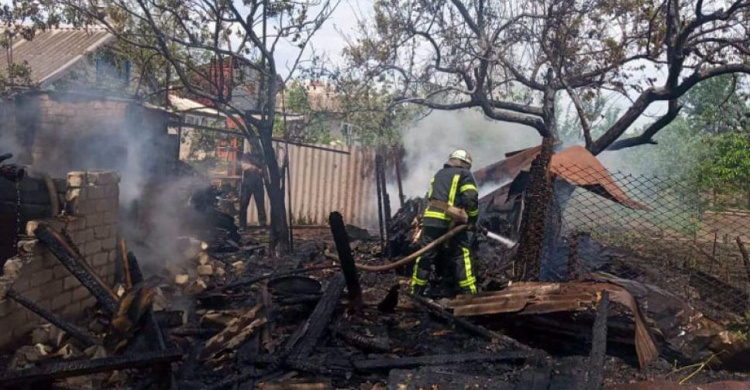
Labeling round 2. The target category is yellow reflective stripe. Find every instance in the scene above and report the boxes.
[411,256,428,294]
[460,183,478,193]
[424,210,451,220]
[460,247,477,294]
[448,174,460,205]
[467,209,479,217]
[459,277,476,287]
[428,177,434,198]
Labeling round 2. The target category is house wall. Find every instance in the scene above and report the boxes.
[46,50,133,96]
[30,93,130,177]
[0,171,120,350]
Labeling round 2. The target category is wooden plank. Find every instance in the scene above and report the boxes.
[0,350,184,386]
[586,291,609,390]
[353,351,533,371]
[328,212,362,311]
[290,273,346,359]
[408,294,532,351]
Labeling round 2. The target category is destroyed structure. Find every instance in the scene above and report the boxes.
[0,27,747,390]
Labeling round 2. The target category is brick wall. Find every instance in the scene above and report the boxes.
[0,171,120,350]
[30,94,130,177]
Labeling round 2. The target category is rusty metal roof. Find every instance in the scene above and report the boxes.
[0,27,114,87]
[475,144,647,210]
[448,281,659,368]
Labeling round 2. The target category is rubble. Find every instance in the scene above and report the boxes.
[1,202,747,389]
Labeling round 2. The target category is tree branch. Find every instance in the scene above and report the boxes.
[591,63,750,154]
[606,100,682,151]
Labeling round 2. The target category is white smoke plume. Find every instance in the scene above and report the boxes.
[394,109,541,200]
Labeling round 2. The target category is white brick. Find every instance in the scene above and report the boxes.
[67,172,88,187]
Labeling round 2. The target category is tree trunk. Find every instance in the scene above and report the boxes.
[259,130,290,254]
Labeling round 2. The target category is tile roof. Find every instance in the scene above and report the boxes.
[0,27,114,87]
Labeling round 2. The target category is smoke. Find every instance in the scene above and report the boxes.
[1,83,209,273]
[394,109,541,199]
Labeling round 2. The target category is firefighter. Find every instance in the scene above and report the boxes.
[239,153,267,229]
[411,149,479,296]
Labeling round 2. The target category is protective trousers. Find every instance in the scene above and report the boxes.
[239,175,266,228]
[410,225,477,296]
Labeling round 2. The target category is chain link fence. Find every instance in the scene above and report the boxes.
[546,164,750,319]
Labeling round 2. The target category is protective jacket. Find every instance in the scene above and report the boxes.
[423,164,479,227]
[411,163,479,296]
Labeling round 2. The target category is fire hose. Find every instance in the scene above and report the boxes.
[326,225,516,273]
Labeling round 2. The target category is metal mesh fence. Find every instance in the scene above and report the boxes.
[547,164,750,318]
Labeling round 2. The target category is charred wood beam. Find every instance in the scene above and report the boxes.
[328,212,363,311]
[170,326,218,338]
[408,294,532,351]
[394,151,405,208]
[290,273,346,359]
[353,351,533,371]
[5,289,100,347]
[207,274,346,390]
[34,225,119,314]
[127,251,144,285]
[586,291,609,390]
[218,266,338,292]
[378,154,393,258]
[333,328,390,353]
[375,155,386,249]
[0,349,184,387]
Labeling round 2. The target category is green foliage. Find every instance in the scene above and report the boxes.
[274,81,334,144]
[616,75,749,208]
[697,132,750,194]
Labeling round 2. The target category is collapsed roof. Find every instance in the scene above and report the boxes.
[474,145,648,210]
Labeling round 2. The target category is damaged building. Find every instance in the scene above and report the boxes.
[0,26,746,390]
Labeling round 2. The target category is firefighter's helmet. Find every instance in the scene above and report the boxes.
[449,149,473,167]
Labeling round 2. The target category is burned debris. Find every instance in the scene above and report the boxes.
[0,139,747,390]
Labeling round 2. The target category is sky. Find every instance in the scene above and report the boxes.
[267,0,372,77]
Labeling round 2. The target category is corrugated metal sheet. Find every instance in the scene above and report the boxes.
[476,144,647,210]
[245,142,379,229]
[0,27,114,86]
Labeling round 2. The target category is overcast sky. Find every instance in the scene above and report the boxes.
[271,0,372,77]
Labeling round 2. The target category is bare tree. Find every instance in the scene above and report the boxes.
[346,0,749,154]
[67,0,339,252]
